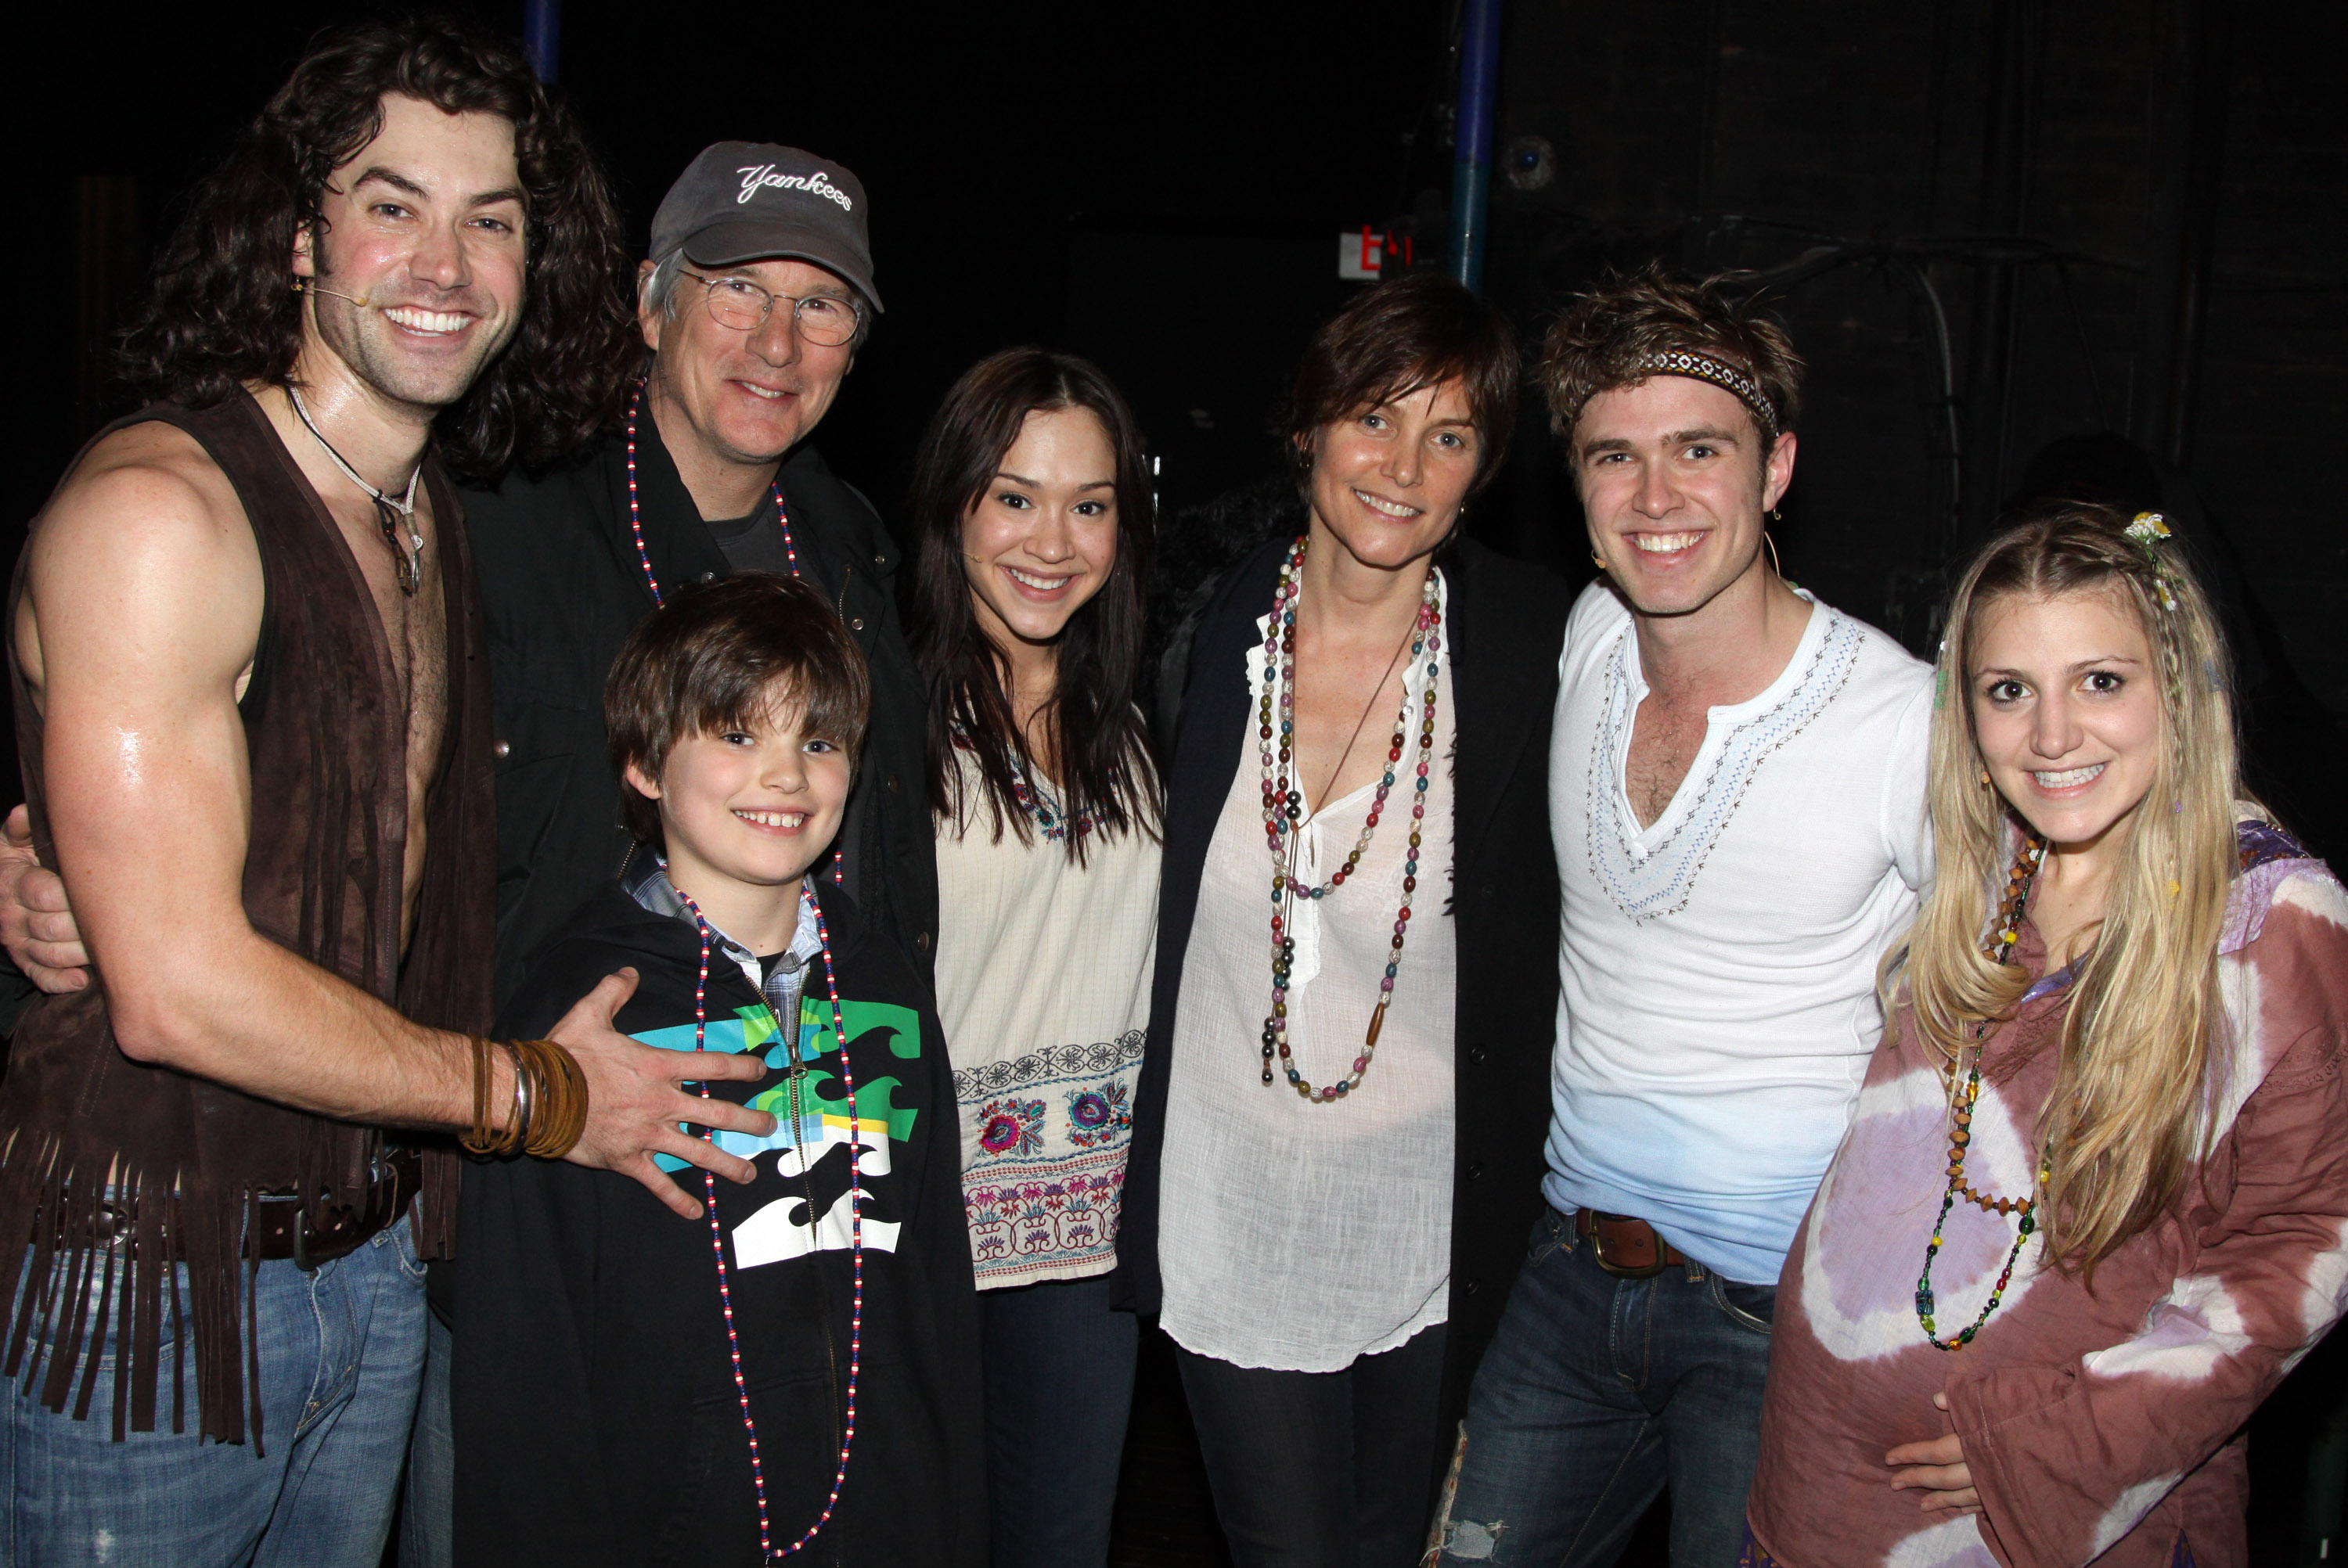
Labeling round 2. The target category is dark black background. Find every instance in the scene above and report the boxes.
[16,2,2348,1562]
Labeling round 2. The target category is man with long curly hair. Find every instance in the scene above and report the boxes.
[0,21,780,1564]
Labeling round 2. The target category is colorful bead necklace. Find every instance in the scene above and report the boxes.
[949,726,1104,843]
[668,870,862,1557]
[1255,535,1442,1102]
[1914,829,2049,1351]
[623,378,799,606]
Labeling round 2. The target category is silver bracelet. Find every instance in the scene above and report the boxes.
[506,1041,535,1150]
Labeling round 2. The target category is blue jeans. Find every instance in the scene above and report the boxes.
[0,1216,428,1568]
[981,1273,1139,1568]
[398,1308,452,1568]
[1176,1324,1448,1568]
[1431,1207,1774,1568]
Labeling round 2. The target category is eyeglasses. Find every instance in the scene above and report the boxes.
[679,270,861,347]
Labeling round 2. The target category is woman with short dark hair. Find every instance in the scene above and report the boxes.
[1122,273,1569,1566]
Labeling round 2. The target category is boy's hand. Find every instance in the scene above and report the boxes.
[548,967,776,1221]
[0,804,92,992]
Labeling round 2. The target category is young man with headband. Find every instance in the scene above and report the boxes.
[1429,269,1934,1566]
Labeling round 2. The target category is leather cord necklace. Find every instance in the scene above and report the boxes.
[285,384,423,595]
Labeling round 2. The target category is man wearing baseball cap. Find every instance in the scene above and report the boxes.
[456,142,934,1012]
[411,142,956,1566]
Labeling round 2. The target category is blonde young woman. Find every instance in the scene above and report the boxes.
[1743,503,2348,1568]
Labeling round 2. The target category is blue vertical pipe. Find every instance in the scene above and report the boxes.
[524,0,561,82]
[1449,0,1504,293]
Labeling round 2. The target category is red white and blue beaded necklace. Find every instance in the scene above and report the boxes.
[623,377,801,605]
[628,378,845,883]
[664,866,864,1558]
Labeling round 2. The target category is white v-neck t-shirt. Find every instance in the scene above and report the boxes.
[1159,571,1457,1372]
[1543,582,1932,1284]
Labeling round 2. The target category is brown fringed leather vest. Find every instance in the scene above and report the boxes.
[0,390,495,1444]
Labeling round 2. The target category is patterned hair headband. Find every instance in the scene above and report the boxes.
[2124,511,2179,611]
[1631,350,1780,441]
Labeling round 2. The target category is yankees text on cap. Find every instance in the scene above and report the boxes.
[650,142,881,311]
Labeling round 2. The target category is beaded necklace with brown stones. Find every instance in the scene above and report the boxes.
[1914,829,2051,1350]
[1255,535,1442,1103]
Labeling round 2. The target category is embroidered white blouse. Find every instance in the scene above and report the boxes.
[935,744,1158,1289]
[1158,571,1457,1372]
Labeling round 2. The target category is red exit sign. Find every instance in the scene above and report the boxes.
[1339,226,1413,281]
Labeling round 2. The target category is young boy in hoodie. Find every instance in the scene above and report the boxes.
[451,573,984,1567]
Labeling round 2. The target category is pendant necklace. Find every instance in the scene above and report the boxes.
[285,384,423,595]
[1256,534,1441,1102]
[624,377,798,606]
[667,869,862,1559]
[1914,829,2050,1350]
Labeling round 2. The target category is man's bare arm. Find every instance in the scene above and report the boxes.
[16,425,770,1218]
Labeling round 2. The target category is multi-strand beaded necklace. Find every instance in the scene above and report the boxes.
[1914,829,2050,1350]
[1256,536,1442,1102]
[667,869,864,1558]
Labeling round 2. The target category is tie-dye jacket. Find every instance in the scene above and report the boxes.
[1748,825,2348,1568]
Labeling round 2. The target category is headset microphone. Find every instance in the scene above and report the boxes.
[294,278,370,308]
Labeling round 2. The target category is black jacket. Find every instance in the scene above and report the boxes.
[460,428,937,1012]
[1122,534,1569,1489]
[451,877,984,1568]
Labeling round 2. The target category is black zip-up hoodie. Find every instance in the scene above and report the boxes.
[450,873,984,1568]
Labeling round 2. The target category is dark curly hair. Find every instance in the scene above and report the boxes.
[116,16,636,480]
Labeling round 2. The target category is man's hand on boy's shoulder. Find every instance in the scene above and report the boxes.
[542,967,778,1221]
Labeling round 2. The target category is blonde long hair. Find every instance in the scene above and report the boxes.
[1886,502,2246,1280]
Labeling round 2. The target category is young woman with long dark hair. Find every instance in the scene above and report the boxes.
[1122,274,1570,1567]
[904,348,1161,1567]
[1743,504,2348,1567]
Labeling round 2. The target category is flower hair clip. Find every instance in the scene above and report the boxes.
[2125,512,2179,610]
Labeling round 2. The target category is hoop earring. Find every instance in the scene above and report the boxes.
[1591,551,1608,573]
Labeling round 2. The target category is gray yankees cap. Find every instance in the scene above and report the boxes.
[649,142,881,311]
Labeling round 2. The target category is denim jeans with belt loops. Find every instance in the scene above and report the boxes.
[1430,1205,1774,1568]
[0,1214,428,1568]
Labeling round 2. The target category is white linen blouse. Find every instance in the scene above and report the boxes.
[1157,570,1457,1371]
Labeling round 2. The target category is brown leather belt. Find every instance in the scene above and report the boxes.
[85,1149,420,1271]
[1575,1207,1687,1278]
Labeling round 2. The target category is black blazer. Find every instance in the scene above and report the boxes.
[1122,532,1570,1488]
